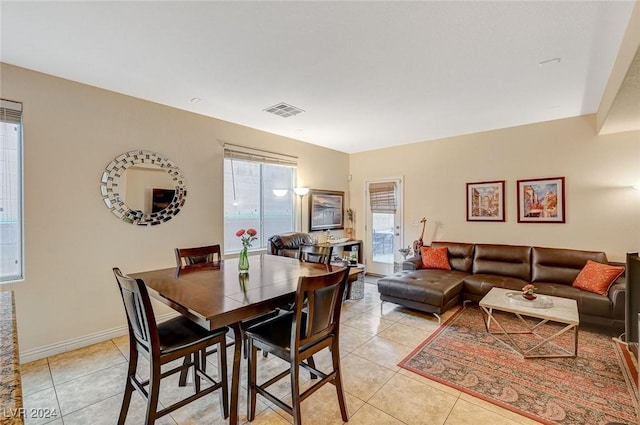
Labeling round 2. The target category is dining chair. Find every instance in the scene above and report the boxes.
[298,244,333,265]
[175,244,228,384]
[174,244,280,364]
[245,267,351,425]
[290,244,335,311]
[112,268,229,425]
[175,244,222,274]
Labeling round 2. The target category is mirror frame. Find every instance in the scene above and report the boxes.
[100,150,187,225]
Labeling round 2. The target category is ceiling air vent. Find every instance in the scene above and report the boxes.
[264,102,305,118]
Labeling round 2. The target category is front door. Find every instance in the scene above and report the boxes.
[365,178,403,276]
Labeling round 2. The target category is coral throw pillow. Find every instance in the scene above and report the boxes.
[572,260,624,296]
[421,247,451,270]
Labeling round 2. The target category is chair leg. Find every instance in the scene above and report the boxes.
[178,354,190,386]
[243,332,268,359]
[145,359,162,425]
[331,339,349,422]
[193,350,201,393]
[307,355,318,380]
[118,348,138,425]
[217,340,229,419]
[246,340,258,422]
[290,355,302,425]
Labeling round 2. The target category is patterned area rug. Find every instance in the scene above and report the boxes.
[399,306,639,425]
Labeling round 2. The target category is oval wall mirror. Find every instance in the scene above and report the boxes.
[100,150,187,225]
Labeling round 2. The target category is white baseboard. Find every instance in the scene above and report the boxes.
[19,311,179,364]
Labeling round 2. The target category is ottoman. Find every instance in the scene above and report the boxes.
[377,269,466,323]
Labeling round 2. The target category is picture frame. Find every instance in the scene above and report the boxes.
[308,189,344,231]
[466,180,505,221]
[517,177,565,223]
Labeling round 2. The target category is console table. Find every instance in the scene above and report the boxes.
[314,239,363,263]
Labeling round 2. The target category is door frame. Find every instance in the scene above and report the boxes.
[363,176,404,276]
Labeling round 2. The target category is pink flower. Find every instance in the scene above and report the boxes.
[246,228,257,237]
[235,229,245,237]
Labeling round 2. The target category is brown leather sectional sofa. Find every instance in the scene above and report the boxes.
[377,241,626,329]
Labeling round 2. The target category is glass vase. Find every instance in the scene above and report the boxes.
[238,247,249,273]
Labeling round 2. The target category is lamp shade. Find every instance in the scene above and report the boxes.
[293,187,310,196]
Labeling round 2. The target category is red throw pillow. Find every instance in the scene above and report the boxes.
[420,246,451,270]
[572,260,625,296]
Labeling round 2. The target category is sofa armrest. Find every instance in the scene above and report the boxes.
[609,277,626,319]
[403,256,422,271]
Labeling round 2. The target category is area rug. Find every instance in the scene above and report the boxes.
[399,306,639,425]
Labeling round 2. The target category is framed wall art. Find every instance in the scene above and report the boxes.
[517,177,565,223]
[308,190,344,231]
[466,180,505,221]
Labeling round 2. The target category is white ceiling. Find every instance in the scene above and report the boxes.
[0,1,636,154]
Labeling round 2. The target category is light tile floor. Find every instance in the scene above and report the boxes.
[20,278,543,425]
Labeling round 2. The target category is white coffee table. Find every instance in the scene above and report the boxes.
[478,287,579,358]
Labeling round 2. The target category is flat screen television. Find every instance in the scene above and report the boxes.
[152,188,175,213]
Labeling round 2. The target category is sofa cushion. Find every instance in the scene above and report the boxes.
[572,260,625,296]
[431,242,474,272]
[462,274,529,299]
[531,246,608,285]
[420,246,451,270]
[472,244,531,281]
[534,282,614,319]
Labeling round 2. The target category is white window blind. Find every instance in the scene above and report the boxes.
[1,99,24,282]
[223,143,297,168]
[1,100,22,124]
[369,182,397,213]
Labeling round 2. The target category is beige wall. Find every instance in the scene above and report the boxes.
[2,61,639,358]
[0,63,350,355]
[350,116,640,263]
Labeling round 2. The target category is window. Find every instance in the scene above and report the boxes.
[223,145,296,253]
[1,100,24,282]
[368,181,399,266]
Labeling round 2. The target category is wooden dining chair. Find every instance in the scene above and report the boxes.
[245,267,351,425]
[175,244,222,274]
[175,244,228,384]
[298,244,333,265]
[112,268,229,425]
[174,244,279,364]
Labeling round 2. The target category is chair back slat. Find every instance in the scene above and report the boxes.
[298,244,333,265]
[292,267,349,350]
[113,268,158,353]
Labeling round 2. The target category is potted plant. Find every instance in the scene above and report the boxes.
[522,284,537,300]
[345,208,355,238]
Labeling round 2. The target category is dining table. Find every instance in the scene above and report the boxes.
[129,254,354,425]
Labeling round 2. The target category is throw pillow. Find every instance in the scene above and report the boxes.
[421,246,451,270]
[572,260,625,296]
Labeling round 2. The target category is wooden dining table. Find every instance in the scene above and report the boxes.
[130,254,354,425]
